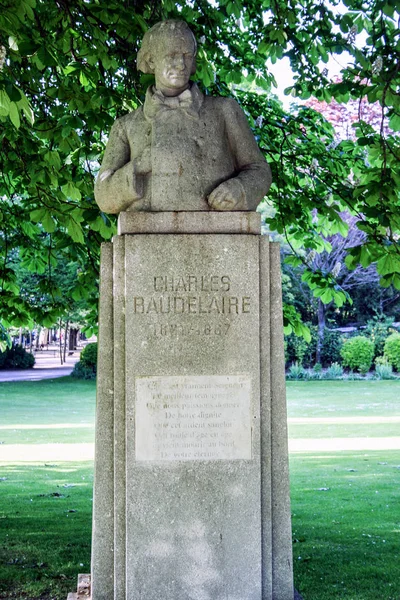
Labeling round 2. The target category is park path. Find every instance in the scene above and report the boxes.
[0,350,80,382]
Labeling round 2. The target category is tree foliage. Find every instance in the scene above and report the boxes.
[0,0,399,332]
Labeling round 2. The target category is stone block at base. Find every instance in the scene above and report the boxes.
[67,574,91,600]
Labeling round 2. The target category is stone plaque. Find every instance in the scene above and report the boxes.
[135,375,252,461]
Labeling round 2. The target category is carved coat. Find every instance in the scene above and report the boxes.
[94,83,271,213]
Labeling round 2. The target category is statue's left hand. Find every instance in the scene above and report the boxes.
[207,179,247,210]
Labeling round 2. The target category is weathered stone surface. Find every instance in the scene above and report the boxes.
[94,20,271,214]
[77,573,91,597]
[259,237,273,598]
[91,217,294,600]
[270,242,294,600]
[66,574,91,600]
[112,236,126,599]
[118,210,261,235]
[91,244,114,600]
[123,233,261,600]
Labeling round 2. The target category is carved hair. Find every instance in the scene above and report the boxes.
[137,20,197,74]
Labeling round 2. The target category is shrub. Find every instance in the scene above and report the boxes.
[320,329,343,366]
[285,334,310,367]
[365,315,394,358]
[80,342,98,367]
[287,362,308,380]
[71,361,96,380]
[384,333,400,371]
[340,336,375,374]
[324,362,344,379]
[71,342,97,379]
[296,326,343,368]
[0,345,35,369]
[374,359,394,380]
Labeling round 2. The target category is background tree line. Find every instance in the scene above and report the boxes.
[0,0,399,348]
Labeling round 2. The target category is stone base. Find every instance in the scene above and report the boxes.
[91,212,294,600]
[67,573,91,600]
[66,574,304,600]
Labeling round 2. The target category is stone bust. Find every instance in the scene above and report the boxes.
[94,20,271,214]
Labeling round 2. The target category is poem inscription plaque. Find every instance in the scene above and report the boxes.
[135,375,252,461]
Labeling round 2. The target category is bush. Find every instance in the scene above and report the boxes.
[320,329,343,366]
[384,333,400,371]
[71,361,96,380]
[365,315,394,358]
[287,362,308,380]
[324,362,344,379]
[285,334,310,367]
[71,342,97,379]
[374,359,394,380]
[340,336,375,374]
[0,345,35,369]
[285,326,343,368]
[80,342,98,367]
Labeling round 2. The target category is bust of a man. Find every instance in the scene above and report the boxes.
[94,20,271,214]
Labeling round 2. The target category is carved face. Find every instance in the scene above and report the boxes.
[149,34,196,97]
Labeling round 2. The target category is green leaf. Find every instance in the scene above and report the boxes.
[79,71,90,87]
[21,255,47,274]
[9,102,20,128]
[377,253,400,277]
[44,150,62,170]
[0,90,11,117]
[62,182,82,201]
[20,221,39,237]
[42,212,56,233]
[389,113,400,131]
[30,207,47,222]
[17,92,34,124]
[8,36,18,51]
[67,219,84,244]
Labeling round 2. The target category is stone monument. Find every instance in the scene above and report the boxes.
[68,19,294,600]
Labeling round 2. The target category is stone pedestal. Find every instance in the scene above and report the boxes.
[90,212,293,600]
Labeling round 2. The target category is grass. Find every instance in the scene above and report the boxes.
[290,451,400,600]
[287,381,400,600]
[0,462,93,599]
[0,377,399,599]
[0,378,95,599]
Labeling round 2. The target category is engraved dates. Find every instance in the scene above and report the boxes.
[150,322,231,338]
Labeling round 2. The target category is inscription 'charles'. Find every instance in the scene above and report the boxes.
[154,275,230,293]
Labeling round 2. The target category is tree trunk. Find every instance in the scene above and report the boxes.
[59,320,63,365]
[63,320,69,363]
[35,327,41,349]
[69,328,77,351]
[316,299,326,364]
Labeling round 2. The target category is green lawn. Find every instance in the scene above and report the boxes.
[287,381,400,600]
[0,378,95,599]
[0,378,399,599]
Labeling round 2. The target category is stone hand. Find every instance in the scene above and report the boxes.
[207,179,247,211]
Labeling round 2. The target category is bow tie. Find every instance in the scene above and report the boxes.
[144,85,202,120]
